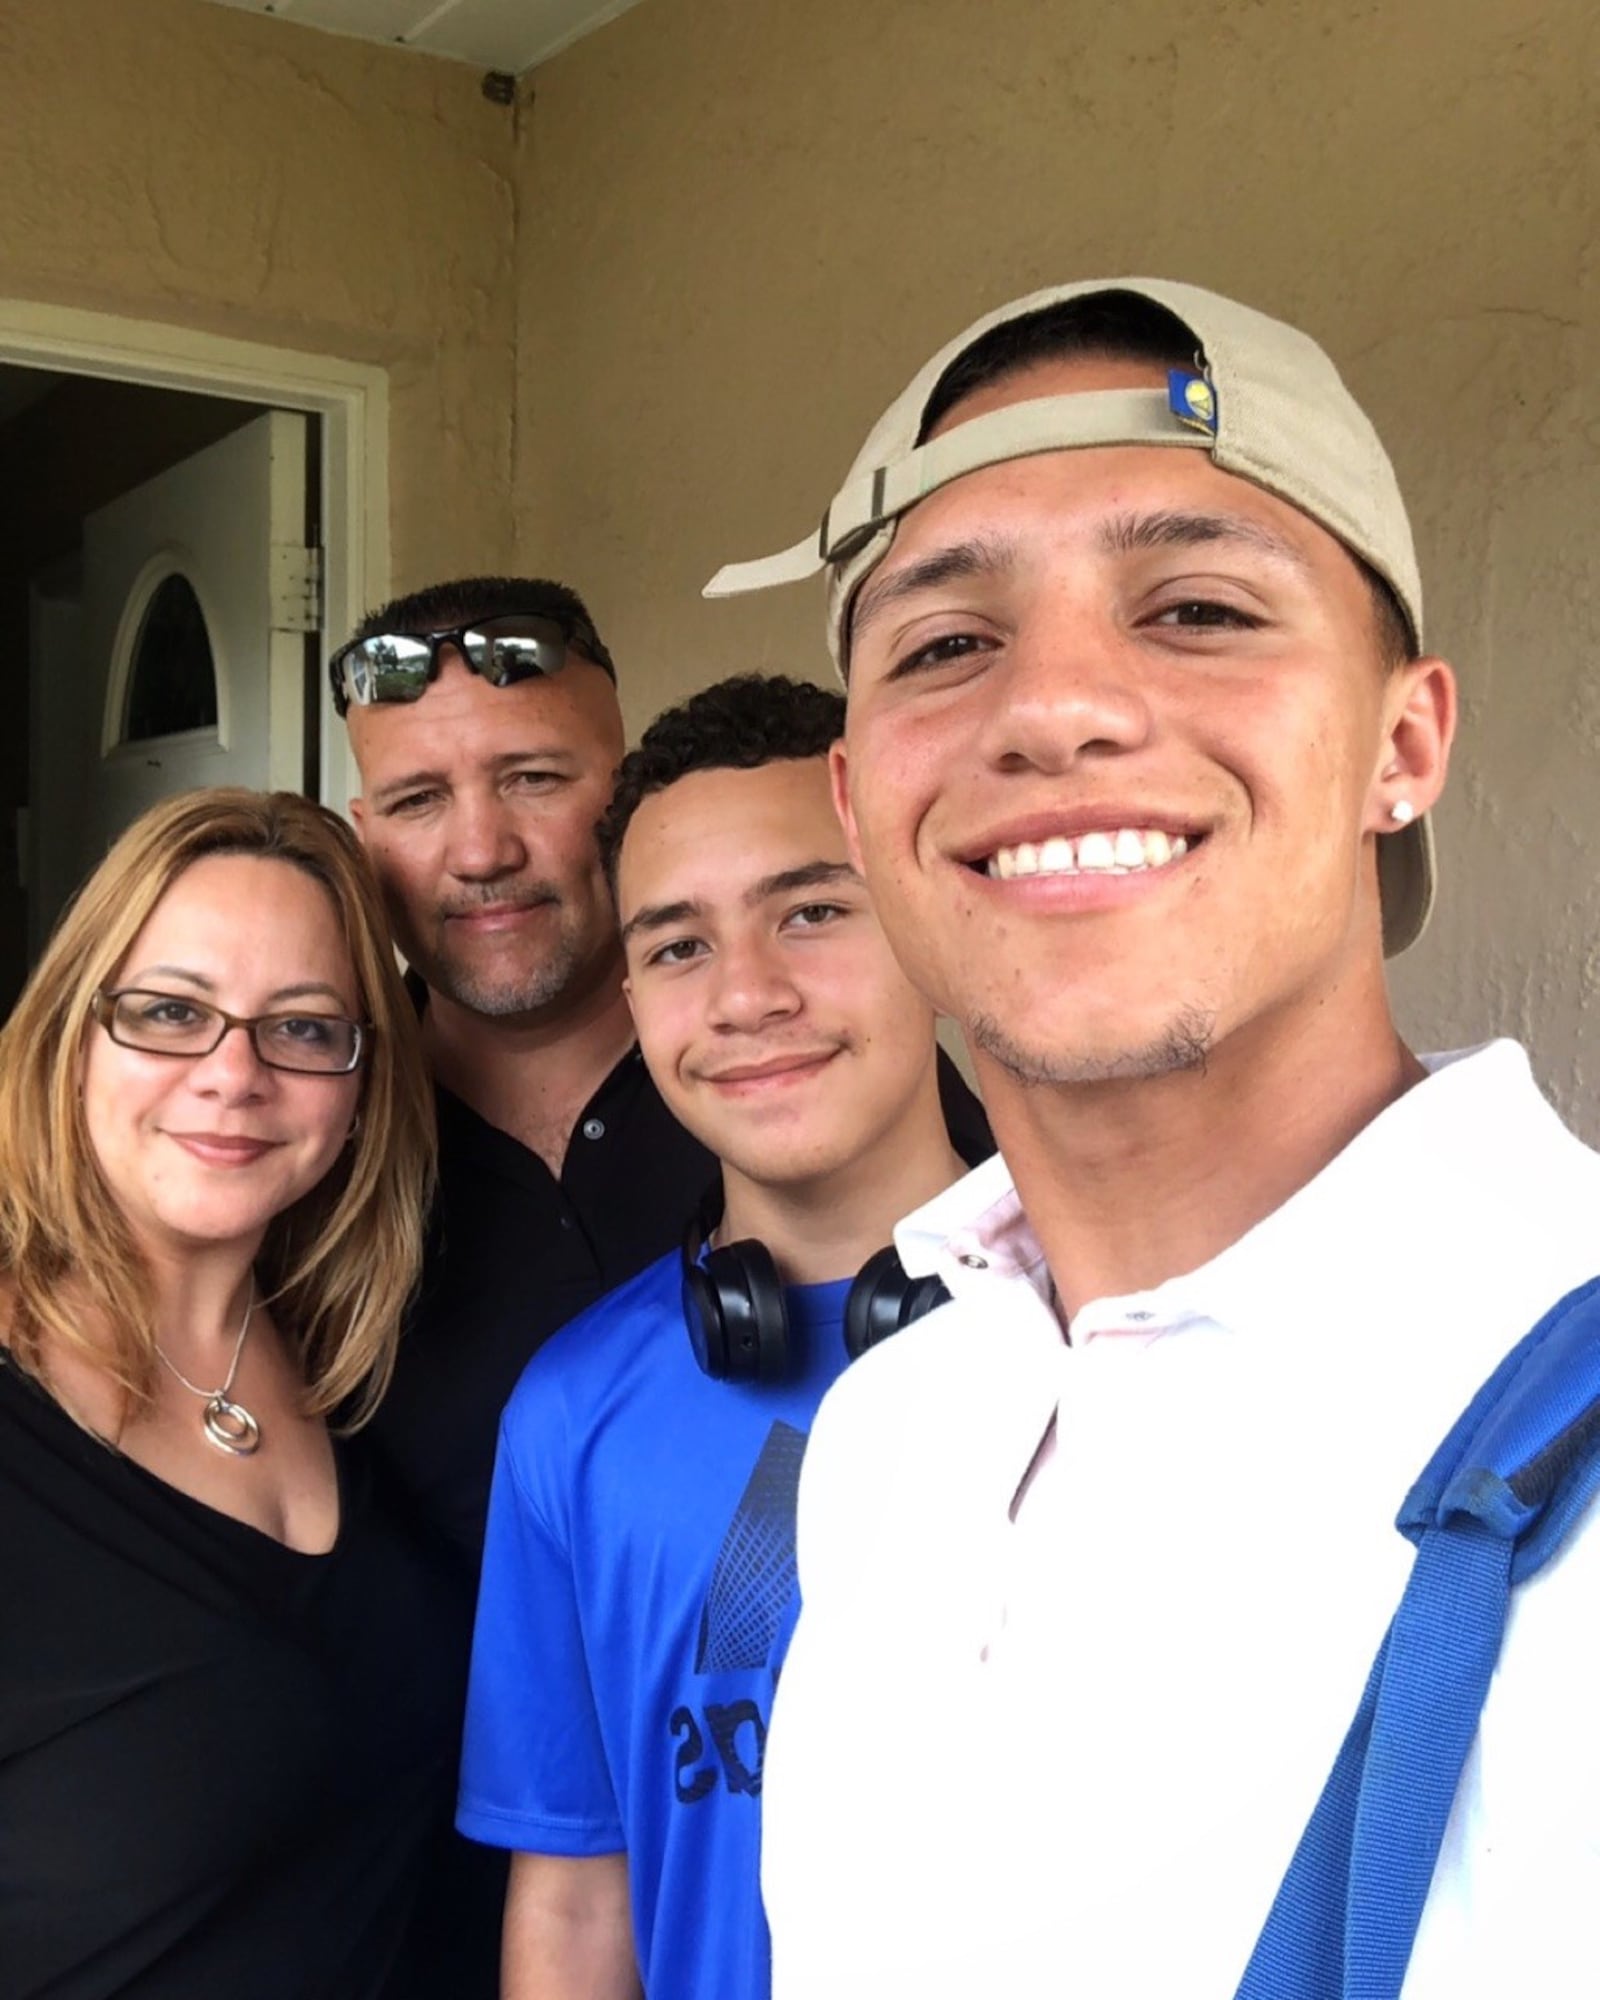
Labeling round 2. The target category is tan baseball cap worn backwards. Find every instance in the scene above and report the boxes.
[704,276,1435,955]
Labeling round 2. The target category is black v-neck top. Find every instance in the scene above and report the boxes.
[0,1354,469,2000]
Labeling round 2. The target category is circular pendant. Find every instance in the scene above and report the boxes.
[203,1394,262,1457]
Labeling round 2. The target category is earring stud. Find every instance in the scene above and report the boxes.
[1390,798,1416,826]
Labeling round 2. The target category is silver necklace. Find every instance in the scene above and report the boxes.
[155,1282,262,1457]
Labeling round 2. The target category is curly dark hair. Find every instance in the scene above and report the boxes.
[352,574,614,680]
[597,674,844,888]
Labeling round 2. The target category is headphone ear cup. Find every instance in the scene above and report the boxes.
[686,1239,791,1382]
[844,1248,953,1362]
[683,1257,733,1380]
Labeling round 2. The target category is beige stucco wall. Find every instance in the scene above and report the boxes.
[3,0,1591,1131]
[514,0,1600,1137]
[0,0,517,589]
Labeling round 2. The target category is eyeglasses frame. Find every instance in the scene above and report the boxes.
[90,988,370,1077]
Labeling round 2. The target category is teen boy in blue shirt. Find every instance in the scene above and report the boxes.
[458,675,988,2000]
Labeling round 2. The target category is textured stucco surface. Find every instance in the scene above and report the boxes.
[514,0,1600,1138]
[0,0,517,587]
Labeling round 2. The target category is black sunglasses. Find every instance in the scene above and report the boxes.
[328,611,616,716]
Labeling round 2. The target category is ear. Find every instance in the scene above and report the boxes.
[348,794,368,843]
[1365,655,1457,833]
[622,975,637,1021]
[828,739,867,874]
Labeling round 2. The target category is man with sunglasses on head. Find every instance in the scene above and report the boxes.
[333,577,713,1568]
[332,576,715,1992]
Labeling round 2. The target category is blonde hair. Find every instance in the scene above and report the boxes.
[0,788,435,1429]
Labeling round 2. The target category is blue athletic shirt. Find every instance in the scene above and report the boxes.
[458,1250,855,2000]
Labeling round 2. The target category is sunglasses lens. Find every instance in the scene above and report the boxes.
[337,633,433,706]
[332,612,604,710]
[466,616,567,687]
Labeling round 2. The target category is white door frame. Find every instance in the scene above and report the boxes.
[0,297,387,812]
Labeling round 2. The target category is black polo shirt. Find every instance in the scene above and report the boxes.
[369,1046,717,1576]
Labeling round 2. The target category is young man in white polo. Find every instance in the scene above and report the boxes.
[456,674,988,2000]
[707,282,1600,1998]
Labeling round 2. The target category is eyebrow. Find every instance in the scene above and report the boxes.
[1098,508,1312,573]
[127,966,214,993]
[124,968,351,1008]
[850,536,1017,642]
[747,860,860,903]
[268,984,354,1008]
[368,746,579,807]
[619,860,861,945]
[620,898,702,945]
[850,508,1313,650]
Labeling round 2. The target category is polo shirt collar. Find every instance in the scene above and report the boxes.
[896,1149,1040,1285]
[895,1041,1566,1355]
[1103,1040,1565,1357]
[433,1043,653,1190]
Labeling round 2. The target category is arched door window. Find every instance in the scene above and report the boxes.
[121,572,218,742]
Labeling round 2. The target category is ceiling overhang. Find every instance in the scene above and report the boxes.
[202,0,645,74]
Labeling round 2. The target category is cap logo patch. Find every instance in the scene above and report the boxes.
[1169,370,1218,435]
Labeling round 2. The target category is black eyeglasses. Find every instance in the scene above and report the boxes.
[327,611,616,716]
[92,990,369,1076]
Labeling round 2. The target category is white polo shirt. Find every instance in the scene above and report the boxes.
[762,1043,1600,1999]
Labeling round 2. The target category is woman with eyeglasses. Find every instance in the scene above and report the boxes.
[0,789,459,2000]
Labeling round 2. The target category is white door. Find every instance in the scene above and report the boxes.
[32,409,318,917]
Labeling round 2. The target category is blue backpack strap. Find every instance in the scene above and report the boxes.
[1236,1273,1600,2000]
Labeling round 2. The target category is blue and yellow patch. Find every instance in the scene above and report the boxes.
[1168,370,1218,435]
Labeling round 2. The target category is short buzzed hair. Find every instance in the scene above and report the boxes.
[917,289,1200,439]
[354,574,614,678]
[597,674,844,890]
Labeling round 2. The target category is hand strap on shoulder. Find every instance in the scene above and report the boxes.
[1236,1273,1600,2000]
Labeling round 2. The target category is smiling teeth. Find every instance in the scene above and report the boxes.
[988,830,1189,879]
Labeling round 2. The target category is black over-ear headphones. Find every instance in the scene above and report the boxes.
[682,1183,952,1383]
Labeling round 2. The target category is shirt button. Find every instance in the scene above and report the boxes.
[581,1117,606,1141]
[957,1252,988,1270]
[1127,1309,1154,1323]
